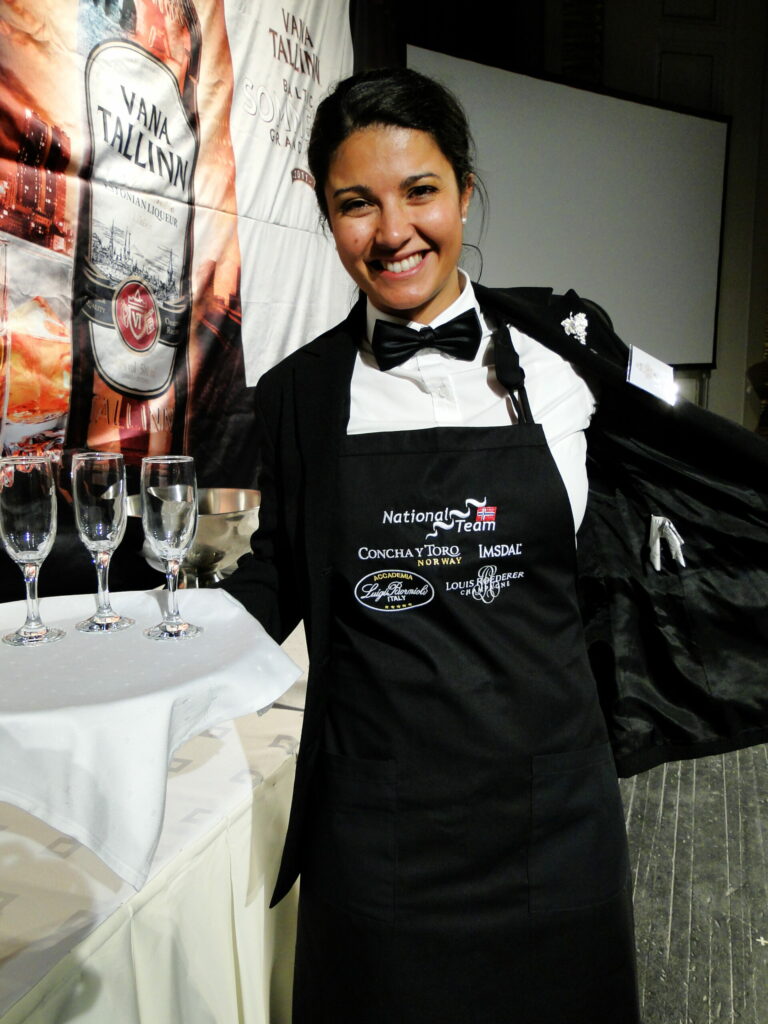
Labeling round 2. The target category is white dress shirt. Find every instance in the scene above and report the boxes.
[347,273,597,531]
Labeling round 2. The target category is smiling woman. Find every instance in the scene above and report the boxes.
[221,65,768,1024]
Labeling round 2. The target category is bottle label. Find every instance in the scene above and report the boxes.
[82,40,197,398]
[114,279,159,352]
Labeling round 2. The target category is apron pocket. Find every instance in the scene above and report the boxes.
[529,744,629,913]
[302,750,397,923]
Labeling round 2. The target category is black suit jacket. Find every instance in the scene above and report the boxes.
[223,284,768,905]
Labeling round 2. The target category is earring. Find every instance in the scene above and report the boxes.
[461,216,467,224]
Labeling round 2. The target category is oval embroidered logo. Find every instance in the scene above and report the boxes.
[354,570,434,613]
[114,278,159,353]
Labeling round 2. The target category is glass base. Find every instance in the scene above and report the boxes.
[3,625,66,647]
[76,614,135,634]
[143,620,202,641]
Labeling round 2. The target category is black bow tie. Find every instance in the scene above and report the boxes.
[371,309,482,371]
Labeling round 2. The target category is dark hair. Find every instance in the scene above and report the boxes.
[308,67,480,219]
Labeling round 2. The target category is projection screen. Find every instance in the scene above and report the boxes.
[408,46,728,367]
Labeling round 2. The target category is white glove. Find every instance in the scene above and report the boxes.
[649,515,686,571]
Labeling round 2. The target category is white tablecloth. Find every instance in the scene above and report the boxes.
[0,589,301,887]
[0,705,303,1023]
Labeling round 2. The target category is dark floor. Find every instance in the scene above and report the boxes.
[621,746,768,1024]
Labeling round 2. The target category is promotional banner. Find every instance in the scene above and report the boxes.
[0,0,353,489]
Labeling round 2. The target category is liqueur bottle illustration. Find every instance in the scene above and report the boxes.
[67,0,201,474]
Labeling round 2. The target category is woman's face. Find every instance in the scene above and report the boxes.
[324,126,473,324]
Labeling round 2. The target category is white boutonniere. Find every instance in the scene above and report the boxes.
[561,311,588,345]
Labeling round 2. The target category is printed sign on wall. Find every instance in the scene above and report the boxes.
[0,0,353,488]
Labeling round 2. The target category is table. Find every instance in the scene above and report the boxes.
[0,704,303,1023]
[0,595,310,1023]
[0,590,301,887]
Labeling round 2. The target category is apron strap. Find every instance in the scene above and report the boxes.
[493,320,535,425]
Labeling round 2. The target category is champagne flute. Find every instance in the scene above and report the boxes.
[140,455,201,640]
[71,451,134,633]
[0,455,65,646]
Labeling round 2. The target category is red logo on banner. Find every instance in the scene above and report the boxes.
[115,280,159,352]
[476,505,497,522]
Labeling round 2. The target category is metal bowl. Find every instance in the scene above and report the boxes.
[127,487,260,586]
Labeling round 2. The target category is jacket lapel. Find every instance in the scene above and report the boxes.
[291,298,363,640]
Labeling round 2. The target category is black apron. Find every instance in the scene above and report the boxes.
[294,332,640,1024]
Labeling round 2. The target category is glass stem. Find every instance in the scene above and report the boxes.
[21,562,45,633]
[164,558,183,626]
[94,549,113,616]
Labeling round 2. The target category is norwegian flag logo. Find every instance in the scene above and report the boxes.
[476,505,497,522]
